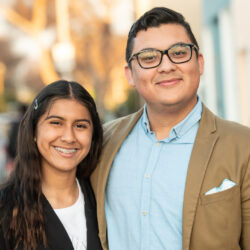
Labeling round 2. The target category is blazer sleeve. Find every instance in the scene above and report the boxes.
[240,155,250,249]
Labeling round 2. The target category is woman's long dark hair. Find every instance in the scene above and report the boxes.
[0,80,103,249]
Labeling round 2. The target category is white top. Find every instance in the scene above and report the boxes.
[54,179,87,250]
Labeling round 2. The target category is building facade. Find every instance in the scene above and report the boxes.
[201,0,250,126]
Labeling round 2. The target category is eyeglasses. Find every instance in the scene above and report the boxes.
[128,43,198,69]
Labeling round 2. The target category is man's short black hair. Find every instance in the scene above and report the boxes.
[126,7,199,66]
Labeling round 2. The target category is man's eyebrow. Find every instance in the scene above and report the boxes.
[45,115,91,124]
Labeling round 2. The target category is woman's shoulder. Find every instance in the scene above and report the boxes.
[0,188,12,246]
[0,183,13,201]
[0,187,9,208]
[0,185,15,218]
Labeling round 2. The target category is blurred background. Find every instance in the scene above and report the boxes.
[0,0,249,181]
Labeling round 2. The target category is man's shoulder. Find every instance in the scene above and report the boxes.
[103,114,131,130]
[202,105,250,143]
[216,116,250,132]
[102,109,143,144]
[208,109,250,134]
[216,117,250,145]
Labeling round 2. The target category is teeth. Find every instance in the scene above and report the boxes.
[54,147,77,154]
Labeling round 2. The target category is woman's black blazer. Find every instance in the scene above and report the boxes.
[0,179,102,250]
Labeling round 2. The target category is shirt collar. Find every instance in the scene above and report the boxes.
[141,96,202,140]
[172,97,202,138]
[142,105,151,134]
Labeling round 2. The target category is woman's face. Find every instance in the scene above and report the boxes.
[36,98,93,176]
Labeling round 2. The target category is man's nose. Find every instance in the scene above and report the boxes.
[157,53,177,72]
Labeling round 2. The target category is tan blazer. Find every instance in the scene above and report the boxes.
[91,104,250,250]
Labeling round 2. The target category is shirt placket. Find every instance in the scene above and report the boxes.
[140,140,162,250]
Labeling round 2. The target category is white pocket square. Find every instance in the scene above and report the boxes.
[205,179,236,195]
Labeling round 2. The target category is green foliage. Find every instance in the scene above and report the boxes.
[114,89,141,118]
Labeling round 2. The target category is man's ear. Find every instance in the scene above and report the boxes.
[124,64,135,87]
[198,52,204,76]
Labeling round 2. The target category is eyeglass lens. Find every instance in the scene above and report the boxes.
[137,44,192,68]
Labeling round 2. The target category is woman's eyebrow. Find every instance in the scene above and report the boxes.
[45,115,91,124]
[45,115,64,120]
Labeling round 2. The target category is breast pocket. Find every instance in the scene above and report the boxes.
[190,185,241,250]
[201,185,239,205]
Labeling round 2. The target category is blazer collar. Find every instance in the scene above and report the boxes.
[182,104,218,250]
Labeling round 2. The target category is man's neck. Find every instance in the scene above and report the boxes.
[146,99,198,140]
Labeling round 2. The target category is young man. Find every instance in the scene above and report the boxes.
[91,7,250,250]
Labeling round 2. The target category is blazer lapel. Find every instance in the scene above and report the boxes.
[79,179,102,250]
[91,109,143,248]
[42,195,74,250]
[182,105,219,250]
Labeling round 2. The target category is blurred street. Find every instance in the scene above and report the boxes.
[0,0,250,181]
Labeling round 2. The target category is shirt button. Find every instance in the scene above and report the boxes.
[142,211,147,216]
[155,142,160,146]
[145,173,150,179]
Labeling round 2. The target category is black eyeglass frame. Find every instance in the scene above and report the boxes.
[128,43,199,69]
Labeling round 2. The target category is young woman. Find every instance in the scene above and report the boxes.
[0,80,103,250]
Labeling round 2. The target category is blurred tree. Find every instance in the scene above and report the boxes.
[0,0,58,93]
[69,0,131,117]
[0,0,139,118]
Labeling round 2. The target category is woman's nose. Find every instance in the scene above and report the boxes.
[60,126,76,143]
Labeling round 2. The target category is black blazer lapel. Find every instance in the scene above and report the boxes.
[42,180,102,250]
[42,195,74,250]
[79,179,102,250]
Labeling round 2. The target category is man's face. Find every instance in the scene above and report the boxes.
[125,24,204,113]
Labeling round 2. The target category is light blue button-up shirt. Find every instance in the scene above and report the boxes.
[105,99,202,250]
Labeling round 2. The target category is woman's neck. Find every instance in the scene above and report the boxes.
[42,171,79,209]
